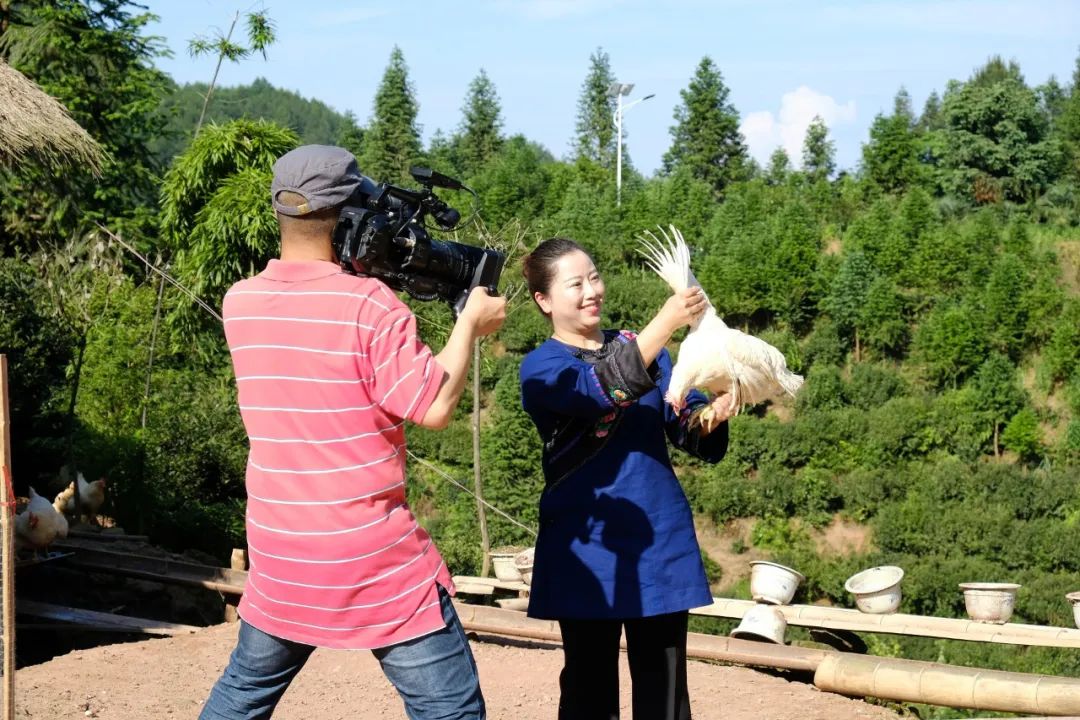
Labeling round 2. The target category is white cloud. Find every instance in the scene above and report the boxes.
[739,86,856,168]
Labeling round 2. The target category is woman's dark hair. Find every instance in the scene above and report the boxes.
[521,238,591,312]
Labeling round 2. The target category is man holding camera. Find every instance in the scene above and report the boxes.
[200,145,505,719]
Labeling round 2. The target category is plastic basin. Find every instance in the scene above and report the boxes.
[1066,591,1080,629]
[844,565,904,614]
[959,582,1021,624]
[490,551,523,582]
[749,561,805,605]
[730,604,787,644]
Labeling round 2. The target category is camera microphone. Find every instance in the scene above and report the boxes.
[410,167,464,190]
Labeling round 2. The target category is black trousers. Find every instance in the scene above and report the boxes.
[556,611,690,720]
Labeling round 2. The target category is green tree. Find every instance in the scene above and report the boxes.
[912,301,988,388]
[862,88,922,193]
[861,276,908,357]
[765,147,792,185]
[701,181,815,322]
[0,257,75,480]
[187,9,276,136]
[458,69,504,175]
[824,251,875,361]
[359,46,422,184]
[982,253,1029,358]
[480,368,544,546]
[1001,408,1043,463]
[1044,299,1080,383]
[972,353,1025,457]
[470,135,553,228]
[934,57,1063,203]
[30,232,129,471]
[1037,76,1068,123]
[425,130,460,177]
[0,0,171,250]
[918,90,944,132]
[160,119,298,307]
[573,47,617,168]
[337,110,365,158]
[549,162,621,266]
[897,187,935,242]
[662,56,749,196]
[621,166,717,244]
[845,198,905,278]
[802,115,835,182]
[1059,49,1080,181]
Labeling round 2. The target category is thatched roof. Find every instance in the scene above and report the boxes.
[0,58,103,171]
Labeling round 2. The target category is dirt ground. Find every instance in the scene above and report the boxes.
[14,622,900,720]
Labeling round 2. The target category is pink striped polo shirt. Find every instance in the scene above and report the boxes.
[222,259,454,649]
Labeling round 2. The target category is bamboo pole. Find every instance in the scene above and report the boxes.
[451,601,828,671]
[1,355,15,720]
[815,653,1080,716]
[452,602,1080,716]
[694,598,1080,649]
[194,11,239,138]
[223,548,246,623]
[472,340,490,577]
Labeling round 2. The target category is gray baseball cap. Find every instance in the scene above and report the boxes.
[270,145,362,216]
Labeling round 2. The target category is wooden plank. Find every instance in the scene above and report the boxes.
[1,355,15,720]
[15,551,74,570]
[453,583,495,596]
[53,542,247,595]
[692,598,1080,649]
[16,600,198,636]
[452,575,529,593]
[68,530,149,543]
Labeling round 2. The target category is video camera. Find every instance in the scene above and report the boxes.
[332,167,505,316]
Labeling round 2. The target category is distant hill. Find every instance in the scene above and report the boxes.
[152,77,361,164]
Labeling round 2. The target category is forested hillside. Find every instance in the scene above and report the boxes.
[151,77,362,163]
[2,4,1079,715]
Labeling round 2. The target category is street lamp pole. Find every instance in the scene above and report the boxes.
[608,82,654,207]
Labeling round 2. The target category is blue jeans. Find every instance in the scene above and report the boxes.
[200,587,485,719]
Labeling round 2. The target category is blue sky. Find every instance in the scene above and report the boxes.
[145,1,1079,177]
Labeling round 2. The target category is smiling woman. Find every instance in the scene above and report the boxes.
[516,236,738,720]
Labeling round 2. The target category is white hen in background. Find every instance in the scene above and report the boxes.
[639,225,804,424]
[16,487,68,556]
[54,472,107,525]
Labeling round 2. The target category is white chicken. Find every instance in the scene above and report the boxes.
[53,472,107,526]
[639,225,804,424]
[16,486,69,556]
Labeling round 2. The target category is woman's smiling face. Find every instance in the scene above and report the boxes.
[534,250,605,335]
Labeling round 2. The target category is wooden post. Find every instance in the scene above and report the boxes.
[472,340,490,577]
[223,548,246,623]
[1,355,16,720]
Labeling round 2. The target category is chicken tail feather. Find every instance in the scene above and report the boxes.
[776,368,804,397]
[638,225,705,296]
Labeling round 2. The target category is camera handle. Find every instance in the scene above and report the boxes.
[452,251,506,318]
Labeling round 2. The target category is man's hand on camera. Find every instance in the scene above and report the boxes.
[460,286,507,337]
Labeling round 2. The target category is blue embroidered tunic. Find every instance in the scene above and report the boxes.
[519,330,728,620]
